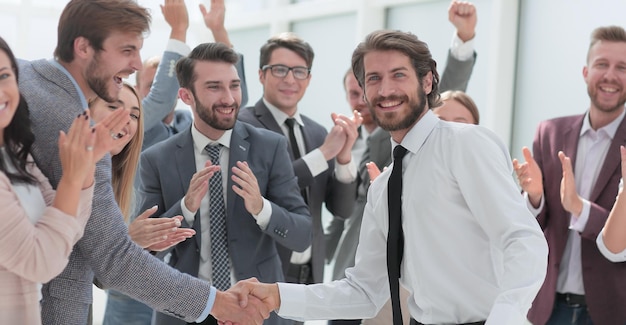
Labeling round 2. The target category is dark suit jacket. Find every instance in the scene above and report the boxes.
[238,101,356,283]
[138,122,311,325]
[527,113,626,325]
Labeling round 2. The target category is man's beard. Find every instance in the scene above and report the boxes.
[194,91,239,131]
[86,54,116,103]
[588,83,626,114]
[370,87,427,132]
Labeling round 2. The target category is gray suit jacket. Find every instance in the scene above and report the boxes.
[138,122,310,325]
[238,102,357,283]
[325,50,477,281]
[19,57,213,324]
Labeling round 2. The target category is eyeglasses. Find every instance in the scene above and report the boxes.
[262,64,310,80]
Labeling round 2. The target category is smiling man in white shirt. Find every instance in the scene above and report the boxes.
[230,29,549,325]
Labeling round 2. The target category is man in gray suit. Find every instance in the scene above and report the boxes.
[18,0,268,324]
[138,42,311,325]
[325,3,478,324]
[238,33,360,287]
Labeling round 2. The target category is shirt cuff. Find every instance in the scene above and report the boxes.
[166,39,192,56]
[596,232,626,262]
[180,196,196,225]
[450,33,476,61]
[335,159,357,183]
[569,199,590,232]
[524,192,544,217]
[275,283,306,321]
[302,148,329,178]
[196,286,217,323]
[255,198,272,230]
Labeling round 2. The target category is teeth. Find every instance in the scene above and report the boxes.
[380,100,401,108]
[0,103,6,110]
[601,86,618,93]
[216,107,234,114]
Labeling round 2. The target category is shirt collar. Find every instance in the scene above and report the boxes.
[263,98,304,127]
[579,108,625,139]
[49,59,89,110]
[191,124,232,153]
[391,109,439,156]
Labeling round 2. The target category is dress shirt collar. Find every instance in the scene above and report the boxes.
[191,123,232,152]
[49,59,89,110]
[390,110,439,156]
[579,108,625,139]
[263,98,304,127]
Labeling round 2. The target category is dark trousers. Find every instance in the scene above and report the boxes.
[286,261,314,284]
[329,320,361,325]
[410,320,485,325]
[546,293,593,325]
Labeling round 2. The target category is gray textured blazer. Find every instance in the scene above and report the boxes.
[18,52,213,325]
[238,102,357,283]
[325,50,478,281]
[138,122,311,325]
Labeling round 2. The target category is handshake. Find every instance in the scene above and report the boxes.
[213,278,281,325]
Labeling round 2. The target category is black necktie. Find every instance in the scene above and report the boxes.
[388,145,408,325]
[285,118,309,203]
[285,118,302,160]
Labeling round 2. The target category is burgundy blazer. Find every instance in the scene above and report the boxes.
[527,113,626,325]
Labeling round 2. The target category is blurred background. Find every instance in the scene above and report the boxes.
[2,0,624,323]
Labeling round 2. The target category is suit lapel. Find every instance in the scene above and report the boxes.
[591,115,626,201]
[227,123,250,218]
[254,100,283,134]
[174,129,201,247]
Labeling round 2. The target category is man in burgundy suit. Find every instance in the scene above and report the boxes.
[513,25,626,325]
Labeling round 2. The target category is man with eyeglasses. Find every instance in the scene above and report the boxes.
[238,33,360,293]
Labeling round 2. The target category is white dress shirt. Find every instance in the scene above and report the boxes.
[277,111,548,325]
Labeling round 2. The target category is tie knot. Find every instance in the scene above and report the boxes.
[285,118,297,129]
[393,145,407,160]
[205,144,222,162]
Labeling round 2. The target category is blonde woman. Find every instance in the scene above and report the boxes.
[88,82,195,249]
[89,83,195,325]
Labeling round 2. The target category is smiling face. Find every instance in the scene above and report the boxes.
[259,47,310,116]
[181,60,241,140]
[584,40,626,115]
[84,31,143,103]
[89,85,141,155]
[363,50,431,142]
[0,50,19,145]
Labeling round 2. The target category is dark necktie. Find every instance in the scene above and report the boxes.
[387,145,408,325]
[284,118,302,159]
[205,144,231,291]
[285,118,309,203]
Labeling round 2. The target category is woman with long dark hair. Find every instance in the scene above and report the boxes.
[0,36,123,324]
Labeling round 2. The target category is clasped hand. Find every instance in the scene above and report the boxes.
[212,278,280,325]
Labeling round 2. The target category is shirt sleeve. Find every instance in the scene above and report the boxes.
[302,148,329,178]
[254,198,273,230]
[450,33,476,61]
[596,230,626,262]
[569,199,591,232]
